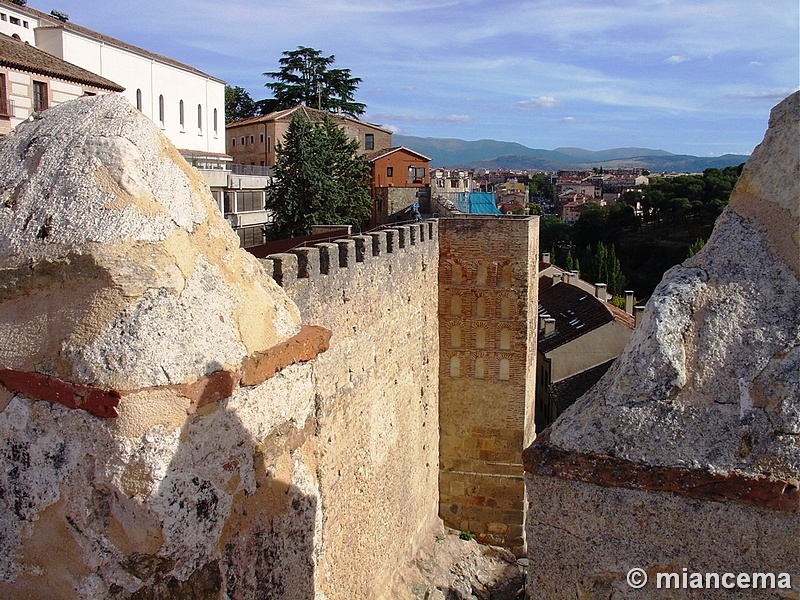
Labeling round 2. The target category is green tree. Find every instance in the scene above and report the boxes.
[582,241,626,295]
[264,46,366,117]
[225,85,257,122]
[687,237,706,258]
[266,113,371,239]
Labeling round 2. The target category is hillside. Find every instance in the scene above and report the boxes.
[393,134,749,172]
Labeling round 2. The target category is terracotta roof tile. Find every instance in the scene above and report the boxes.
[538,281,615,354]
[0,33,124,91]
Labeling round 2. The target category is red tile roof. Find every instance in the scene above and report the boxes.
[0,33,124,92]
[538,280,632,354]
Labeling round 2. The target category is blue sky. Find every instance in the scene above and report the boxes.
[37,0,798,156]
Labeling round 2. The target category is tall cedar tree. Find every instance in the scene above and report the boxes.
[266,113,371,239]
[264,47,366,117]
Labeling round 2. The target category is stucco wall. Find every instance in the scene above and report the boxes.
[547,320,632,382]
[262,221,441,599]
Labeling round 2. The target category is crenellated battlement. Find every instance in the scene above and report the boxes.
[261,220,437,292]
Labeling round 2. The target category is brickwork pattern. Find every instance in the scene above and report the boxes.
[437,216,538,556]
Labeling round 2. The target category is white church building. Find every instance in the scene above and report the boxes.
[0,0,225,157]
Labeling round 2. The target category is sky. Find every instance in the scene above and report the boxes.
[31,0,799,156]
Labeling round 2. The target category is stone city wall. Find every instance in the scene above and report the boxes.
[261,220,441,599]
[0,95,439,600]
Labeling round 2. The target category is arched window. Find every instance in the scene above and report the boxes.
[476,264,488,286]
[158,94,164,126]
[451,325,462,348]
[476,297,486,318]
[500,297,511,319]
[475,327,486,349]
[135,89,142,111]
[197,104,203,132]
[501,264,513,287]
[474,358,485,379]
[450,295,462,316]
[450,356,461,378]
[451,263,462,285]
[499,328,511,350]
[499,359,510,380]
[179,99,184,130]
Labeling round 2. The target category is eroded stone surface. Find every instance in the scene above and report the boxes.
[0,94,301,394]
[547,92,800,481]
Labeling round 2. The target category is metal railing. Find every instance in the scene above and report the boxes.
[230,163,273,177]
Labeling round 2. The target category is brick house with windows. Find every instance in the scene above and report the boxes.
[0,33,123,136]
[226,105,392,167]
[368,146,431,225]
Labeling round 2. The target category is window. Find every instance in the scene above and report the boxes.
[500,297,511,319]
[197,104,202,133]
[259,133,264,143]
[0,74,9,117]
[450,295,461,316]
[476,264,488,286]
[387,166,393,177]
[135,89,142,111]
[231,138,236,147]
[32,81,48,111]
[499,328,511,350]
[213,108,218,137]
[451,263,462,285]
[499,359,510,380]
[365,133,374,150]
[0,14,6,22]
[23,20,28,28]
[476,297,486,318]
[449,356,460,378]
[240,136,245,145]
[501,264,512,286]
[475,328,486,349]
[179,99,185,130]
[158,94,164,126]
[474,358,485,379]
[408,166,425,183]
[236,226,265,248]
[267,137,271,153]
[10,16,19,25]
[450,326,461,348]
[226,190,264,213]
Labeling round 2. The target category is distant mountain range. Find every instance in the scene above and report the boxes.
[393,135,749,173]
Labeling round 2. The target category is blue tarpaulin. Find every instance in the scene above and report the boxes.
[454,192,501,215]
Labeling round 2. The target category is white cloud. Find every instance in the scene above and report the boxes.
[368,113,473,123]
[665,55,690,64]
[517,96,558,110]
[560,116,585,124]
[725,88,798,102]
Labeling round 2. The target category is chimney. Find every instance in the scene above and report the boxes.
[634,305,645,327]
[595,283,607,301]
[538,314,550,332]
[562,272,571,285]
[544,318,556,335]
[624,290,634,315]
[542,252,551,264]
[552,272,562,285]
